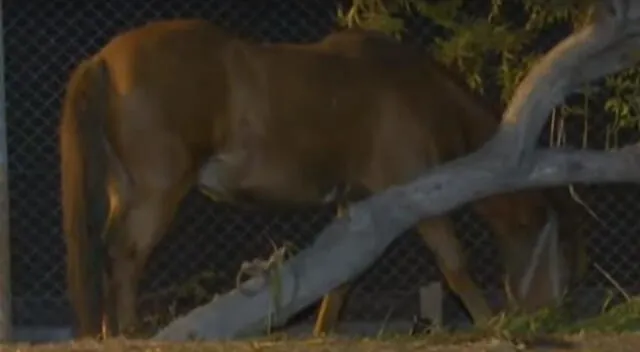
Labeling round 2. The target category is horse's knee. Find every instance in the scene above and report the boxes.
[417,218,465,272]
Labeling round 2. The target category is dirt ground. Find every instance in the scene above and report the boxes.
[2,333,640,352]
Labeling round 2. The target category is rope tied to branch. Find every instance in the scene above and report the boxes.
[235,240,291,333]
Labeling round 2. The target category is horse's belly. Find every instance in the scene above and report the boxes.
[196,155,349,205]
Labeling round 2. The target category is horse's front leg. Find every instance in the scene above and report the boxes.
[415,216,493,326]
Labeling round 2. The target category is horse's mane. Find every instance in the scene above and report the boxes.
[425,57,503,120]
[326,27,503,121]
[319,27,504,153]
[429,58,506,152]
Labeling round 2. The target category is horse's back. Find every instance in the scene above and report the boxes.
[229,30,457,190]
[316,28,424,65]
[235,35,386,172]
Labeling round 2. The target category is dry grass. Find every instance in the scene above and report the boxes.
[3,333,640,352]
[4,299,640,351]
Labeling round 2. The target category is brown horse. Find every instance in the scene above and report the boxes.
[59,19,587,338]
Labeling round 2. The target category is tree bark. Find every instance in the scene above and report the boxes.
[153,0,640,341]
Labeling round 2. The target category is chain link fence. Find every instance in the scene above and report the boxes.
[3,0,640,335]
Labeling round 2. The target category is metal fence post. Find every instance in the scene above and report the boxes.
[0,0,12,342]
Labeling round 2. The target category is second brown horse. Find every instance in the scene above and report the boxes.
[59,19,587,338]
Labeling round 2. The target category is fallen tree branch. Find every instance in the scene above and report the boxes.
[152,144,640,341]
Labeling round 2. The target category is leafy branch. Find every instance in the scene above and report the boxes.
[337,0,640,147]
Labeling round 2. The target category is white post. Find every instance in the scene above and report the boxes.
[0,0,12,342]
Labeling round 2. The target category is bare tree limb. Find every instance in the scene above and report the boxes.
[152,145,640,341]
[483,0,640,165]
[574,37,640,86]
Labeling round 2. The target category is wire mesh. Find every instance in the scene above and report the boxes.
[2,0,639,331]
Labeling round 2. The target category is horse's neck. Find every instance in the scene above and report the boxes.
[430,62,502,151]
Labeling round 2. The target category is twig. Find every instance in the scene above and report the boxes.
[593,262,631,302]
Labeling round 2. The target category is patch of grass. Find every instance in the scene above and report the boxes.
[364,294,637,349]
[137,269,219,336]
[450,295,640,346]
[3,302,640,352]
[488,305,576,336]
[562,298,640,333]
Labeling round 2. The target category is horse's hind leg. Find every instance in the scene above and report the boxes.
[415,216,493,326]
[105,183,190,335]
[104,166,193,335]
[313,204,351,336]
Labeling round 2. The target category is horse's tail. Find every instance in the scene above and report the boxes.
[59,56,111,338]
